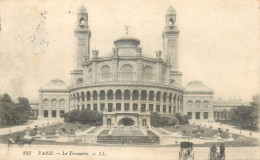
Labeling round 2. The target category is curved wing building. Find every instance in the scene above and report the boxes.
[38,5,214,126]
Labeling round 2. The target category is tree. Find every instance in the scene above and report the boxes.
[0,94,14,125]
[175,113,189,125]
[150,112,164,127]
[0,94,32,126]
[64,110,103,126]
[16,97,32,123]
[168,117,178,126]
[229,105,259,130]
[63,110,79,123]
[150,112,189,127]
[1,94,12,103]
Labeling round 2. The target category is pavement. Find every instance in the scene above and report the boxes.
[0,119,60,136]
[0,144,259,160]
[194,121,259,139]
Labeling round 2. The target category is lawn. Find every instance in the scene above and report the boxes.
[163,124,259,147]
[0,123,91,144]
[164,125,220,138]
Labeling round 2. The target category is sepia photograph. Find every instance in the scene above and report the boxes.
[0,0,259,159]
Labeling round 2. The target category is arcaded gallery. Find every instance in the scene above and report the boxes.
[38,5,215,126]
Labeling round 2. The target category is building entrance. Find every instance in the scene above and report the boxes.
[118,117,135,126]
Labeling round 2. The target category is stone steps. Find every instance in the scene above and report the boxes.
[97,135,159,144]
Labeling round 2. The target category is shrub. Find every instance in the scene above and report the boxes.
[64,110,103,125]
[175,113,189,125]
[150,112,189,127]
[168,117,178,126]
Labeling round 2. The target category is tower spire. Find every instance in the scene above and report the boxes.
[162,5,180,71]
[74,5,91,69]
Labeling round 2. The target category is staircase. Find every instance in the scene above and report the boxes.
[97,135,159,145]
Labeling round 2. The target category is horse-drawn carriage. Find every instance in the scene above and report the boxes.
[209,143,225,160]
[179,142,194,160]
[8,136,35,146]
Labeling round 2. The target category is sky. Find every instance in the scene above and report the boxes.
[0,0,259,101]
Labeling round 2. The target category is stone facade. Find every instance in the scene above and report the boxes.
[38,79,69,120]
[37,5,218,125]
[183,81,214,122]
[213,98,250,121]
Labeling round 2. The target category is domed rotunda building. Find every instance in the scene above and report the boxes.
[38,5,214,126]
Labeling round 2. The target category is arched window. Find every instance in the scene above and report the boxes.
[173,94,177,104]
[149,91,154,101]
[203,101,209,108]
[59,99,65,108]
[86,91,91,101]
[143,66,153,80]
[187,100,193,107]
[100,90,105,100]
[169,18,174,25]
[120,64,134,79]
[107,90,113,100]
[43,99,49,108]
[163,92,167,102]
[169,93,173,103]
[124,90,130,100]
[115,90,122,100]
[79,17,85,28]
[180,96,183,104]
[73,93,75,98]
[141,90,147,101]
[132,90,139,101]
[51,99,57,108]
[156,91,161,102]
[76,93,80,102]
[195,100,201,108]
[100,65,111,79]
[81,92,85,101]
[93,90,98,101]
[77,78,83,84]
[177,95,180,104]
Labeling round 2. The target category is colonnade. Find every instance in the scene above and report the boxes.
[70,89,183,115]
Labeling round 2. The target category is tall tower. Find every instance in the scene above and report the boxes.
[74,5,91,69]
[162,6,180,71]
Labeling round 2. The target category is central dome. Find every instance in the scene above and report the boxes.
[114,35,140,48]
[186,81,213,93]
[113,35,141,56]
[42,79,68,90]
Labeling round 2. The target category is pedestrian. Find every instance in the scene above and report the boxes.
[220,143,225,158]
[211,144,217,157]
[249,132,252,137]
